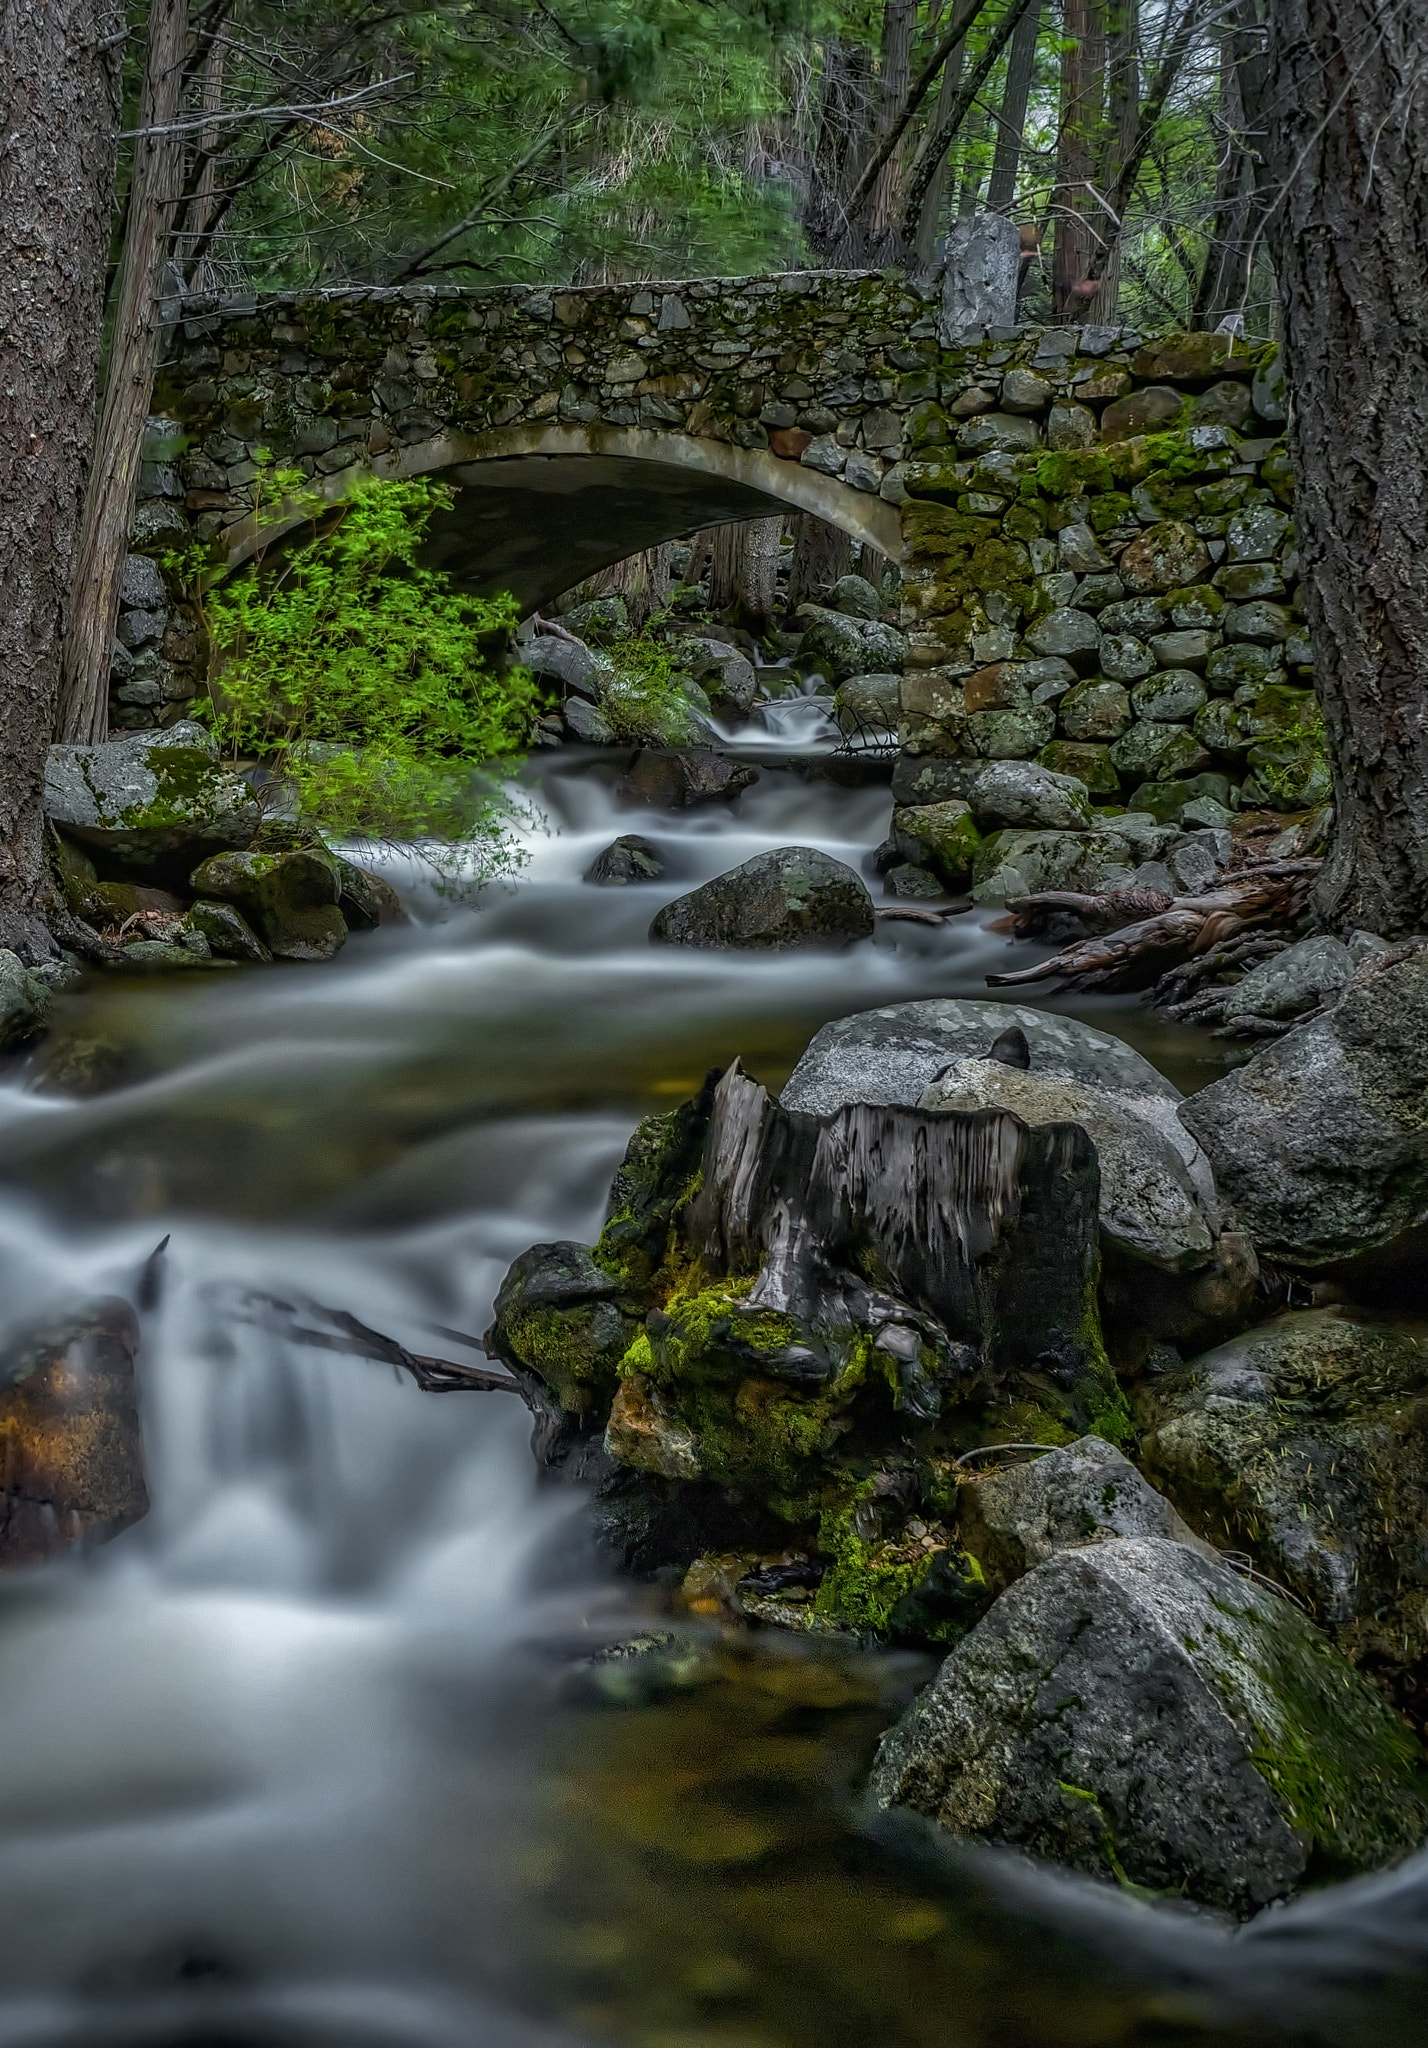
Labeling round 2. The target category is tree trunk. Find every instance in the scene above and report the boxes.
[787,515,853,610]
[1052,0,1106,319]
[1084,0,1137,322]
[593,544,675,631]
[58,0,190,747]
[868,0,919,250]
[1191,18,1261,328]
[0,0,124,958]
[803,39,873,265]
[914,34,967,265]
[984,0,1043,213]
[1246,0,1428,935]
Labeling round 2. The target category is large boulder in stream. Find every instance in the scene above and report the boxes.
[44,722,261,886]
[1137,1306,1428,1708]
[868,1536,1428,1918]
[487,1058,1124,1631]
[650,848,875,950]
[785,999,1256,1347]
[190,847,348,961]
[616,749,757,811]
[0,1300,148,1564]
[1178,950,1428,1297]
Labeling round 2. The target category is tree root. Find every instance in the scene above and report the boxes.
[987,859,1321,994]
[236,1291,525,1395]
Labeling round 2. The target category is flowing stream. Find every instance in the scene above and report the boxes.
[0,723,1424,2048]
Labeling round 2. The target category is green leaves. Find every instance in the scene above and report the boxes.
[200,476,535,851]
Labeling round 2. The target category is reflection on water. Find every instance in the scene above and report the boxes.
[0,747,1418,2047]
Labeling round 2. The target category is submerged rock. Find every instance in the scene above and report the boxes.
[333,859,407,931]
[1138,1307,1428,1703]
[584,835,665,886]
[650,849,874,950]
[0,1300,149,1564]
[0,950,60,1052]
[189,848,348,962]
[43,721,261,885]
[958,1435,1214,1592]
[868,1536,1428,1917]
[616,749,757,811]
[1178,951,1428,1296]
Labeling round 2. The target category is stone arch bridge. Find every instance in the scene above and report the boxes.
[122,271,1293,790]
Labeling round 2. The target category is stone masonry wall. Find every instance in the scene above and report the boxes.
[892,324,1313,835]
[119,280,1307,832]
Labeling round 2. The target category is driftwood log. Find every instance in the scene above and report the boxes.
[988,860,1322,994]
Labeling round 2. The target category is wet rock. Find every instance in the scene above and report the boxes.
[1058,678,1132,741]
[585,834,665,885]
[886,863,944,899]
[1227,505,1293,562]
[969,762,1091,831]
[1219,933,1353,1025]
[890,755,982,808]
[1056,522,1111,574]
[834,673,901,732]
[958,1435,1213,1592]
[650,848,874,950]
[1191,380,1255,432]
[1131,669,1207,722]
[1000,368,1054,415]
[0,1300,149,1565]
[616,749,757,811]
[783,998,1179,1119]
[186,899,272,963]
[119,938,214,971]
[892,802,981,889]
[43,721,261,886]
[1038,741,1120,795]
[796,604,907,683]
[333,859,407,931]
[955,412,1040,456]
[868,1536,1427,1917]
[490,1241,635,1427]
[1222,600,1293,644]
[1099,385,1186,440]
[971,827,1135,906]
[964,705,1055,759]
[555,595,629,644]
[0,950,58,1052]
[1117,521,1212,595]
[1179,952,1428,1295]
[921,1056,1256,1340]
[1024,607,1101,667]
[189,847,348,962]
[1137,1307,1428,1692]
[829,574,883,620]
[563,696,616,744]
[1098,633,1155,683]
[1047,401,1097,451]
[522,631,603,700]
[1127,773,1235,825]
[1109,719,1211,782]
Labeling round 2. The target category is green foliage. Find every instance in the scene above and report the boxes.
[199,473,535,851]
[598,627,704,745]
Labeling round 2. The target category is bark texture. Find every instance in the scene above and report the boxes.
[59,0,190,746]
[1251,0,1428,933]
[0,0,123,958]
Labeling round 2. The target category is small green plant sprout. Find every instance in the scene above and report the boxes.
[196,471,537,865]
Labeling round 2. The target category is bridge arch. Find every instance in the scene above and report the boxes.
[216,421,902,616]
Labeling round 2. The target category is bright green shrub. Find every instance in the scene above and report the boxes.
[197,473,536,853]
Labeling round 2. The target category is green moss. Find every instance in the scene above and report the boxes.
[1002,501,1046,540]
[506,1300,631,1417]
[1087,491,1133,533]
[1034,449,1113,499]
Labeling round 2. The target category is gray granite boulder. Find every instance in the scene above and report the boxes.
[1219,933,1353,1025]
[969,761,1091,832]
[649,848,874,950]
[585,835,665,885]
[1178,951,1428,1293]
[834,673,901,732]
[522,631,603,700]
[1138,1307,1428,1694]
[782,999,1179,1117]
[0,951,62,1052]
[867,1536,1428,1917]
[796,604,906,683]
[958,1436,1214,1592]
[43,721,261,884]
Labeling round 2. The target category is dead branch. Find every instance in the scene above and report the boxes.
[988,860,1321,992]
[238,1292,524,1394]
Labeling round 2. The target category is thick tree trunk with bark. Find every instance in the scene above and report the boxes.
[1192,18,1262,327]
[1053,0,1105,318]
[1247,0,1428,934]
[0,0,123,958]
[984,0,1044,213]
[787,515,853,610]
[58,0,189,746]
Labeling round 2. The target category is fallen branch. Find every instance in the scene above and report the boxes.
[238,1292,523,1394]
[988,860,1321,992]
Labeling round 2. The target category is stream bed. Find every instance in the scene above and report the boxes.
[0,732,1424,2048]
